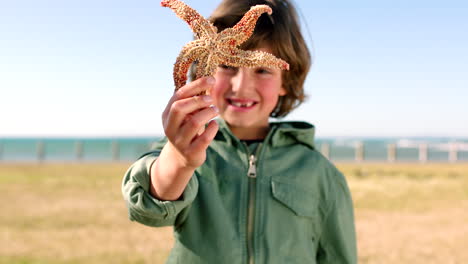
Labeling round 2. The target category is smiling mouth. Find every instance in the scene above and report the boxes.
[227,99,258,108]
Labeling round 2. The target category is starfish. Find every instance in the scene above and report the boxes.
[161,0,289,92]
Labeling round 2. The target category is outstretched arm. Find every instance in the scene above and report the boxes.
[122,77,218,227]
[151,76,218,201]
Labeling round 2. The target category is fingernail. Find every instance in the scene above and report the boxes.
[211,105,219,113]
[206,77,215,85]
[202,95,213,102]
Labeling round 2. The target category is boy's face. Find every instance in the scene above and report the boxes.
[211,47,286,139]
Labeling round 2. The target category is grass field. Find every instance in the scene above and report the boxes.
[1,162,467,263]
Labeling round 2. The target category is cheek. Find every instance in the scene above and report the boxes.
[260,82,282,106]
[210,82,226,106]
[211,71,234,103]
[265,94,280,108]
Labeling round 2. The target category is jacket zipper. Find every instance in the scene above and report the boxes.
[246,144,262,264]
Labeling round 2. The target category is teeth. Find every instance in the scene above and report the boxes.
[231,101,254,107]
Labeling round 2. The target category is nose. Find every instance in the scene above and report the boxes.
[230,68,252,94]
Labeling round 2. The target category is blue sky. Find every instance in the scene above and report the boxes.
[1,0,467,137]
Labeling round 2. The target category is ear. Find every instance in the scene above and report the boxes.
[278,86,287,96]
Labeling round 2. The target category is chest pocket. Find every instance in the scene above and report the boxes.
[268,179,321,260]
[270,179,318,218]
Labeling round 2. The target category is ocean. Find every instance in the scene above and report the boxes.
[0,137,467,163]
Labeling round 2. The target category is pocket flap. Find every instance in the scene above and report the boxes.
[271,180,317,218]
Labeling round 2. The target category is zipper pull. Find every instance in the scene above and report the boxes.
[247,154,257,178]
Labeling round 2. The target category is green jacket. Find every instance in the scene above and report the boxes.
[122,120,357,264]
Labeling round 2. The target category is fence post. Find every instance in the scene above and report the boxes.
[112,141,120,161]
[75,141,84,161]
[37,141,45,162]
[355,142,364,162]
[321,143,330,160]
[419,143,428,163]
[449,143,458,163]
[387,143,396,163]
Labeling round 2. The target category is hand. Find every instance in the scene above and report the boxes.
[161,76,219,169]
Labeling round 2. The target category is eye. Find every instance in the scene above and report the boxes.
[255,67,271,74]
[218,64,238,71]
[217,64,238,76]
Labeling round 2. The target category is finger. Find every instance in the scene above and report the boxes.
[175,76,215,99]
[176,105,219,146]
[165,95,214,137]
[163,76,215,121]
[196,124,205,136]
[190,119,219,152]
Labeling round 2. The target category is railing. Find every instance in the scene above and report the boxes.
[0,139,158,163]
[319,142,465,163]
[0,139,466,163]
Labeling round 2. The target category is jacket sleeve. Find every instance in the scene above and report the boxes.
[121,152,199,227]
[317,171,358,264]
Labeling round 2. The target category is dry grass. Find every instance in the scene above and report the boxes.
[1,162,467,263]
[0,163,173,264]
[339,163,468,264]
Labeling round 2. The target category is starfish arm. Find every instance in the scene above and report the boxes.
[160,1,289,94]
[195,57,207,79]
[218,5,272,47]
[173,41,208,89]
[220,49,289,71]
[195,54,219,79]
[161,0,217,39]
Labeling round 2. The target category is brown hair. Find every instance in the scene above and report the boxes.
[212,0,311,117]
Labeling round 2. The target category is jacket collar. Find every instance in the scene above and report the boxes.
[215,119,316,149]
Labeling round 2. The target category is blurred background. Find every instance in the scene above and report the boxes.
[1,0,467,263]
